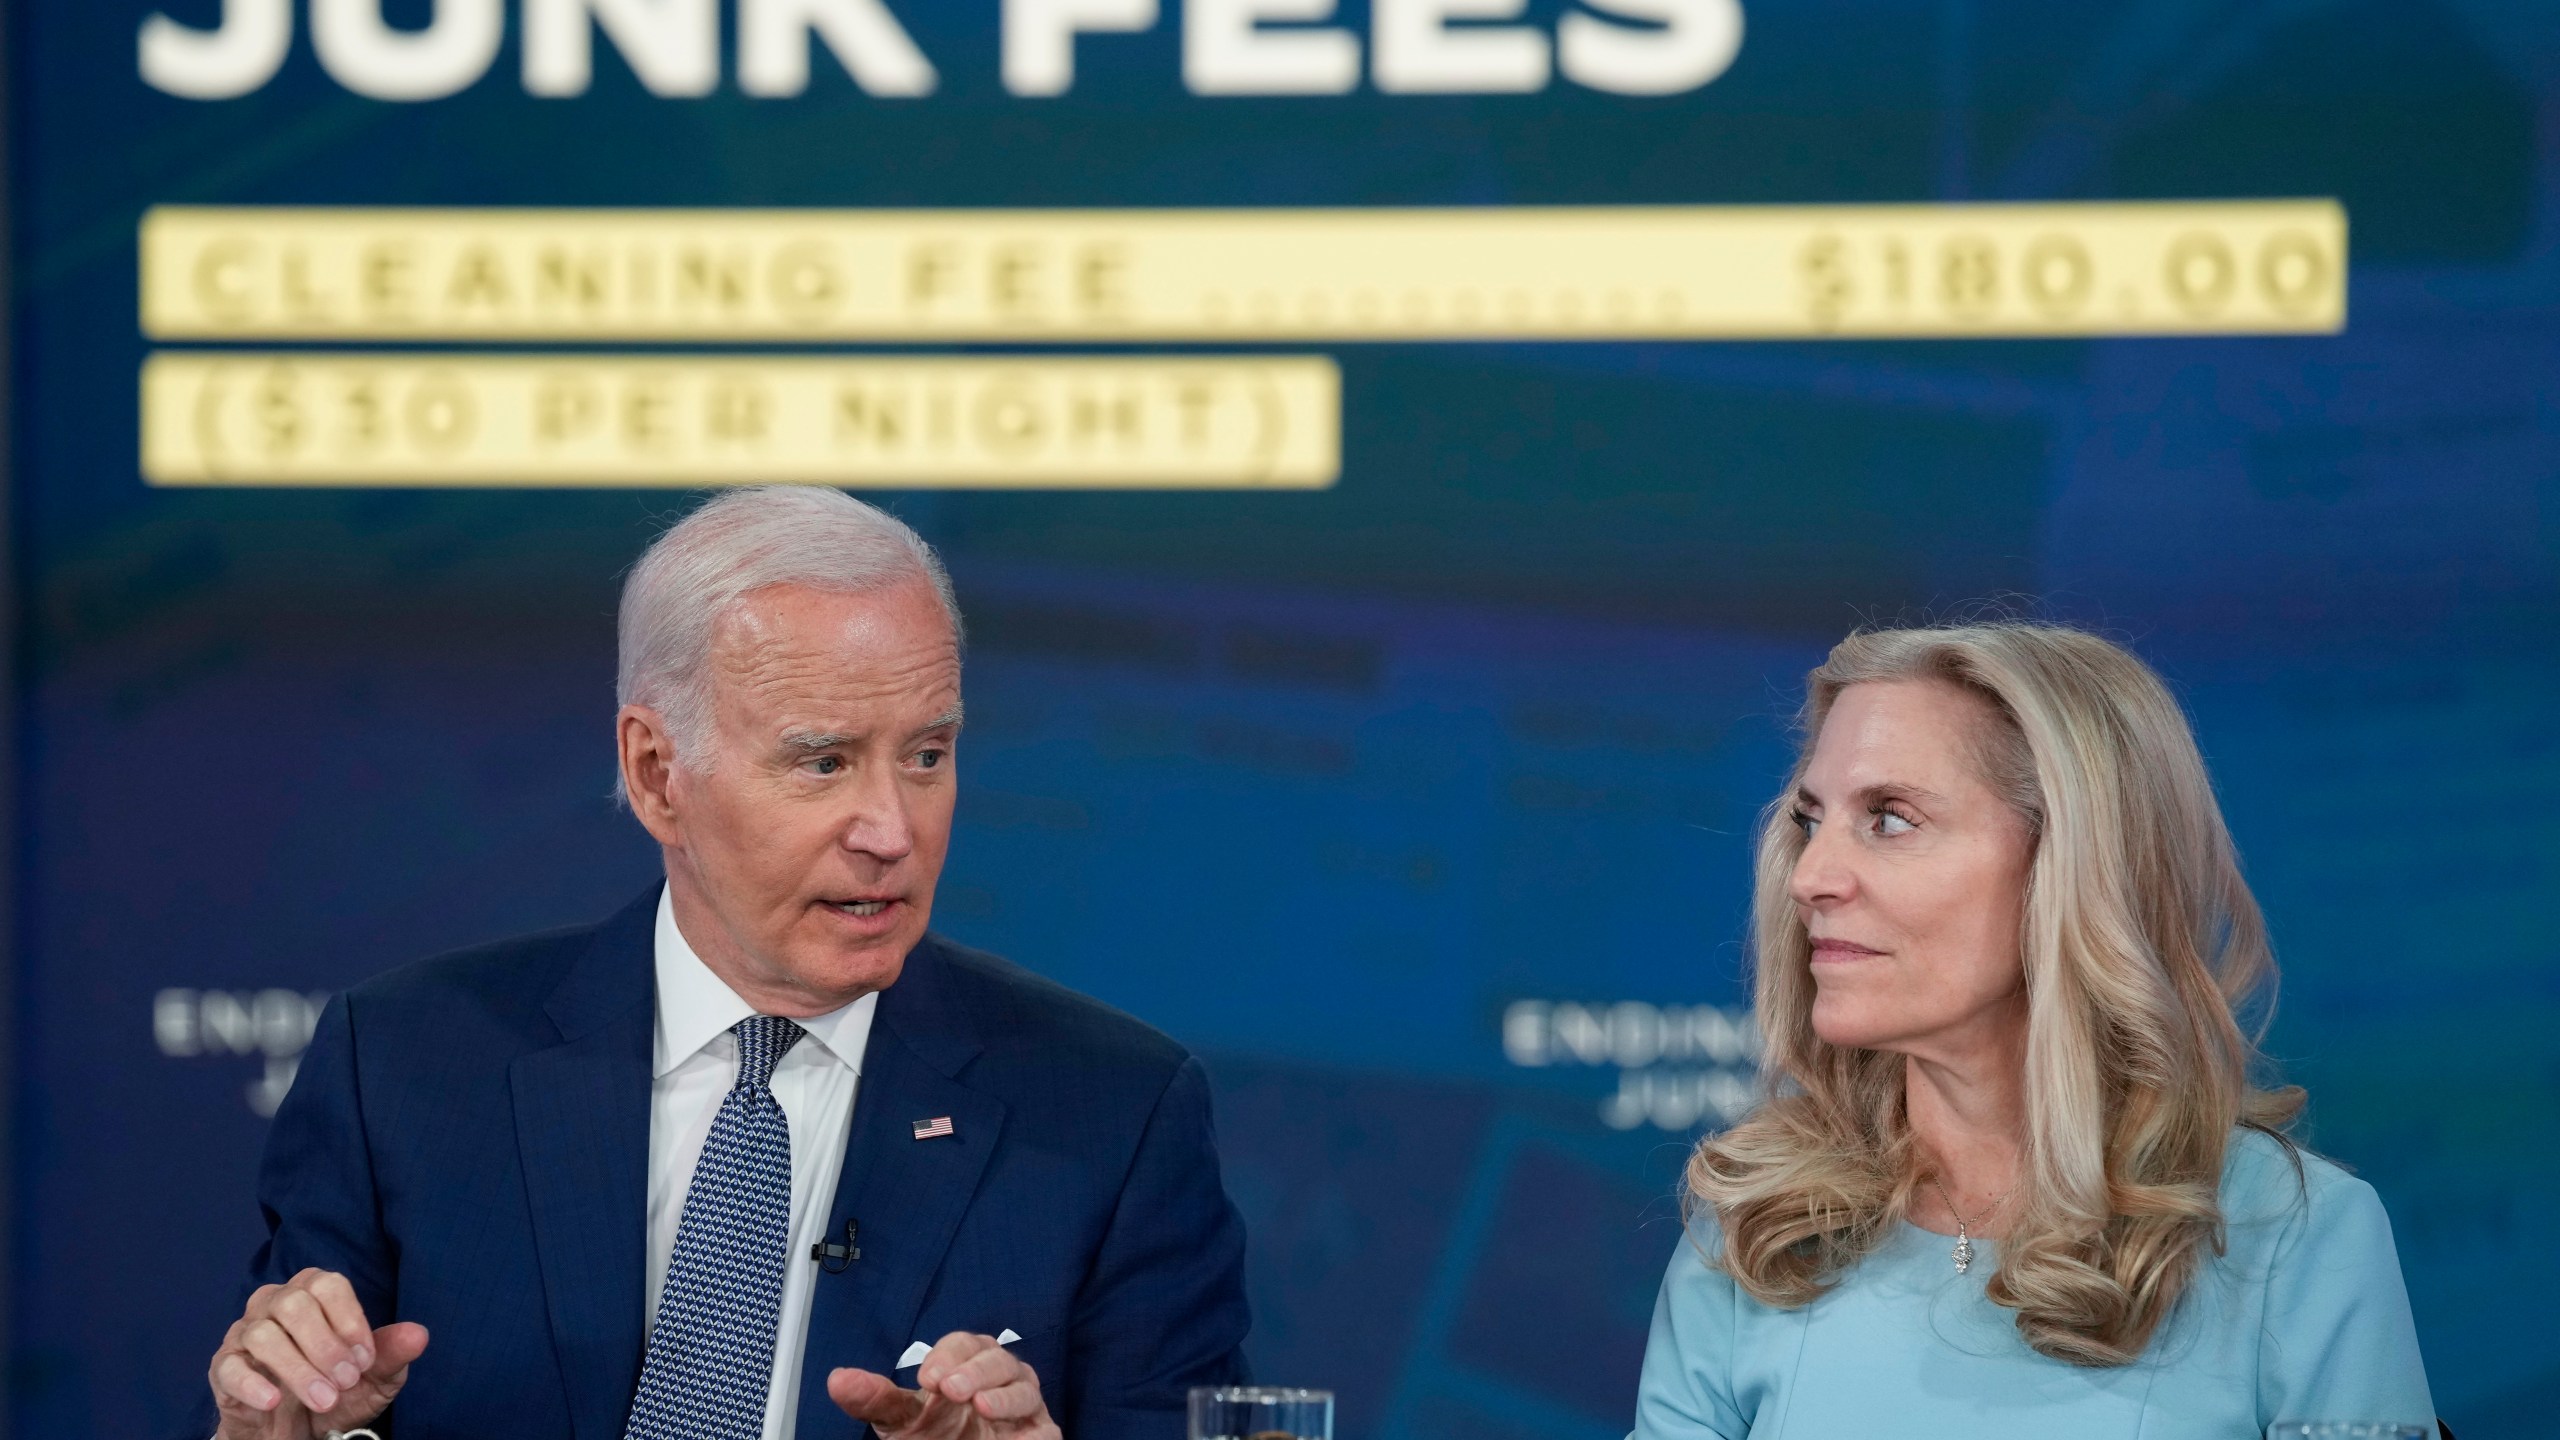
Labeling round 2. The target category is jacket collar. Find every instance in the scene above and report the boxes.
[514,886,662,1440]
[791,935,1007,1435]
[542,884,660,1041]
[869,933,985,1080]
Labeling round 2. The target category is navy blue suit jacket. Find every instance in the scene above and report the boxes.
[237,889,1251,1438]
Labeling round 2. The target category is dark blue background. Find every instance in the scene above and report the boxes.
[11,1,2559,1435]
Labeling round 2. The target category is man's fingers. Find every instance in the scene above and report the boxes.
[933,1342,1032,1403]
[209,1270,405,1433]
[239,1316,342,1413]
[828,1367,927,1429]
[210,1350,283,1412]
[305,1271,378,1368]
[913,1331,997,1390]
[269,1285,365,1391]
[370,1320,431,1375]
[971,1374,1047,1422]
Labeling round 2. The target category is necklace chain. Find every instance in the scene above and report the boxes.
[1927,1175,2012,1230]
[1926,1175,2013,1276]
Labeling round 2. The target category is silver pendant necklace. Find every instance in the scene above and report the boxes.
[1926,1175,2012,1275]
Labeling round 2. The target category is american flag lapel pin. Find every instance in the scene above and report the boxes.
[912,1115,956,1140]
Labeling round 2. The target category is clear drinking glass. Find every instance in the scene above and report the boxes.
[1188,1385,1334,1440]
[2266,1424,2432,1439]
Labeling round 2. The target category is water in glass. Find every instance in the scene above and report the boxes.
[1188,1385,1334,1440]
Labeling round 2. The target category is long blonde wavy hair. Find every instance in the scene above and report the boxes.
[1687,621,2301,1366]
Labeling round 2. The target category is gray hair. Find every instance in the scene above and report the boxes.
[616,487,961,794]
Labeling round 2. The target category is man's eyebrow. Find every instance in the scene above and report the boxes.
[776,729,855,755]
[775,708,962,754]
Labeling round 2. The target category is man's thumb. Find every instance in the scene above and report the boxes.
[369,1321,430,1375]
[828,1367,926,1430]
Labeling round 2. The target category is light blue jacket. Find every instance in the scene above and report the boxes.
[1632,1129,2436,1440]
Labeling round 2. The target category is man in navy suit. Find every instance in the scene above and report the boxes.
[202,488,1252,1440]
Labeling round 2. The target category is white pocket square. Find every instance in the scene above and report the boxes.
[897,1331,1021,1368]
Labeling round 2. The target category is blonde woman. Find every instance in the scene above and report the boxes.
[1631,623,2436,1440]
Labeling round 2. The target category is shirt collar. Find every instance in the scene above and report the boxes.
[652,884,879,1080]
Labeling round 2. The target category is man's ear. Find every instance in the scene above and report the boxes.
[617,705,685,847]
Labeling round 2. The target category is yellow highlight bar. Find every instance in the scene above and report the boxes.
[141,201,2345,342]
[141,353,1339,488]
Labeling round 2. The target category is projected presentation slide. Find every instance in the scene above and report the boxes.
[6,1,2551,1437]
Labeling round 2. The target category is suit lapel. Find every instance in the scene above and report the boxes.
[511,890,659,1440]
[795,938,1008,1436]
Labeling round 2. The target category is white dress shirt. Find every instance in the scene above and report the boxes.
[648,887,879,1440]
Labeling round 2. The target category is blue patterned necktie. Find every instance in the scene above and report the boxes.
[625,1015,805,1440]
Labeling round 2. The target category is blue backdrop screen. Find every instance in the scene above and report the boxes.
[10,1,2558,1435]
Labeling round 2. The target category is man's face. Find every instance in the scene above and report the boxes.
[624,579,962,1016]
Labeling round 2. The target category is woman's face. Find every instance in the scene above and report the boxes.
[1789,678,2037,1061]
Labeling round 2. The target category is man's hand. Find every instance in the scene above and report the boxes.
[829,1333,1060,1440]
[209,1268,430,1440]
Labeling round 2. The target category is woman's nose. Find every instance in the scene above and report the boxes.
[1789,827,1853,907]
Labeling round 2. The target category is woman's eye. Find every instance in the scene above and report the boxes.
[1874,809,1916,836]
[1790,808,1817,837]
